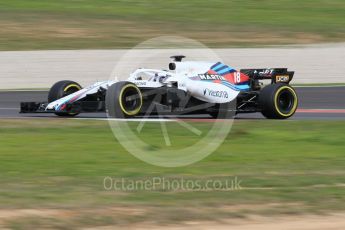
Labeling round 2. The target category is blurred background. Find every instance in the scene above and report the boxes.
[0,0,344,50]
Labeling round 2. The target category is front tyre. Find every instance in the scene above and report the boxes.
[105,81,143,118]
[48,80,82,116]
[259,83,298,119]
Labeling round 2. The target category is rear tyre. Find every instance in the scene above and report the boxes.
[105,81,143,118]
[48,80,82,116]
[259,83,298,119]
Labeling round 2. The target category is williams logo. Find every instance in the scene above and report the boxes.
[199,74,225,81]
[203,88,228,98]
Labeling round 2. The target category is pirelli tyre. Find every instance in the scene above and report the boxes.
[259,83,298,119]
[48,80,82,116]
[106,81,143,118]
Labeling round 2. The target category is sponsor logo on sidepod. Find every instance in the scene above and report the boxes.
[198,74,226,81]
[203,88,228,98]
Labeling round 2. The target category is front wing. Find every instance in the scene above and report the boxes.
[20,101,105,114]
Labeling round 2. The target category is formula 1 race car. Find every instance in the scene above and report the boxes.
[20,55,298,119]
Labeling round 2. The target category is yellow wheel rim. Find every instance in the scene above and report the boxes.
[63,84,81,92]
[119,84,142,116]
[274,85,298,117]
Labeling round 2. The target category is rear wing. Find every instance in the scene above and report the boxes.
[240,68,294,84]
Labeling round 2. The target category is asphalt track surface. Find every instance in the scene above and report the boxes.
[0,86,344,120]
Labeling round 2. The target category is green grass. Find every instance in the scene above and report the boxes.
[0,0,345,50]
[0,118,345,228]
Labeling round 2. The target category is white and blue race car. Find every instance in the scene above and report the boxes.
[20,55,298,119]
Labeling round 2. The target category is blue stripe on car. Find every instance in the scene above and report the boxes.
[217,67,234,75]
[210,62,223,69]
[211,62,224,71]
[213,64,227,72]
